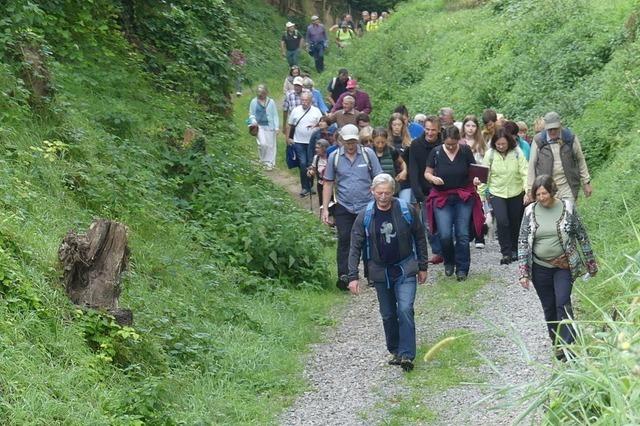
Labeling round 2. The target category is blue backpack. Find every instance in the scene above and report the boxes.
[362,198,415,262]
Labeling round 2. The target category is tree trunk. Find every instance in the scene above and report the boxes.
[59,219,132,325]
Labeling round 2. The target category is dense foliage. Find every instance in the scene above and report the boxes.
[321,0,640,421]
[0,0,335,423]
[337,0,639,168]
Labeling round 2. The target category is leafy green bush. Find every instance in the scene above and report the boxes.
[328,0,638,169]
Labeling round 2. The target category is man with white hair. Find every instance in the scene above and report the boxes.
[331,95,359,128]
[322,124,383,291]
[288,92,323,197]
[302,77,328,114]
[438,107,455,130]
[347,173,429,372]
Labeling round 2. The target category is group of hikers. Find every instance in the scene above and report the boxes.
[280,11,389,73]
[248,14,599,372]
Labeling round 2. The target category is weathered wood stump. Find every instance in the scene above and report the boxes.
[58,219,132,325]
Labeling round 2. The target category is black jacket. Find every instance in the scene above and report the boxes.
[409,133,442,202]
[348,199,428,282]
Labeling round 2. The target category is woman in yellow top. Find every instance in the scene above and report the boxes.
[335,24,355,48]
[366,12,380,31]
[479,128,528,264]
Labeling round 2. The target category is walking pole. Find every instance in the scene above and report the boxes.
[309,176,314,212]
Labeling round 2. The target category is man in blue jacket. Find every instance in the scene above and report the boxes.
[347,173,429,372]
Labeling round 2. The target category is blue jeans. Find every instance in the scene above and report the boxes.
[531,263,575,345]
[434,195,473,274]
[293,142,311,191]
[397,188,415,204]
[285,49,300,67]
[374,275,417,359]
[309,42,325,73]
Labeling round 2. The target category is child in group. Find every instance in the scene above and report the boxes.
[371,127,406,194]
[307,139,330,208]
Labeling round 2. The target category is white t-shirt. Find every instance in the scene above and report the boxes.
[288,105,322,144]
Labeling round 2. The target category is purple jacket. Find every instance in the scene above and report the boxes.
[331,90,372,114]
[306,24,327,43]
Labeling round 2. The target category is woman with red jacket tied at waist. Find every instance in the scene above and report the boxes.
[424,127,484,281]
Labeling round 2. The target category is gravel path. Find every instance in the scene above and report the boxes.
[267,167,550,424]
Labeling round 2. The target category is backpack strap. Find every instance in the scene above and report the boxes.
[362,201,375,261]
[397,198,413,225]
[398,199,418,259]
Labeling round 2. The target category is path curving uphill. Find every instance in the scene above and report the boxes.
[271,165,551,425]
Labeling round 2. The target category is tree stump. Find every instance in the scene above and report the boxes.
[58,219,132,325]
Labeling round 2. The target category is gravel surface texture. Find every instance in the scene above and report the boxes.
[280,236,551,425]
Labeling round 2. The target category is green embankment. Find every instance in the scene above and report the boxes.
[0,1,340,424]
[321,0,639,421]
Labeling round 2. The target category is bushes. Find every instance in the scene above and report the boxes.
[333,0,637,168]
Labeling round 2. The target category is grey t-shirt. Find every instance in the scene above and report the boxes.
[324,146,382,214]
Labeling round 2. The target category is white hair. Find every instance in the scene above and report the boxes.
[371,173,396,191]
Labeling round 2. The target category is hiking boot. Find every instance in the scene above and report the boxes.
[444,264,454,277]
[428,254,444,265]
[400,357,414,372]
[387,354,401,366]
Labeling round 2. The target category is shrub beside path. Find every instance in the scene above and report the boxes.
[265,164,550,425]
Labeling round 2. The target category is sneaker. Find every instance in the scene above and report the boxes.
[456,272,467,282]
[428,254,444,265]
[444,264,454,277]
[367,279,375,288]
[400,357,414,372]
[236,91,242,97]
[299,189,310,198]
[500,255,511,265]
[511,251,518,262]
[387,354,401,366]
[475,242,485,249]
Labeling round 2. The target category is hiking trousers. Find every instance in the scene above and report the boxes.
[532,263,575,346]
[334,203,358,279]
[489,192,524,257]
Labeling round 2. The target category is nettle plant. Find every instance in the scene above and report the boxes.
[74,308,141,365]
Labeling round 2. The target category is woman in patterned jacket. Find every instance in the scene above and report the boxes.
[517,175,598,360]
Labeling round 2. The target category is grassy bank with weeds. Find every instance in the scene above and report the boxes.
[0,0,343,423]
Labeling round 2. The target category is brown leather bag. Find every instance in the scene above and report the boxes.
[548,253,570,270]
[248,124,259,137]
